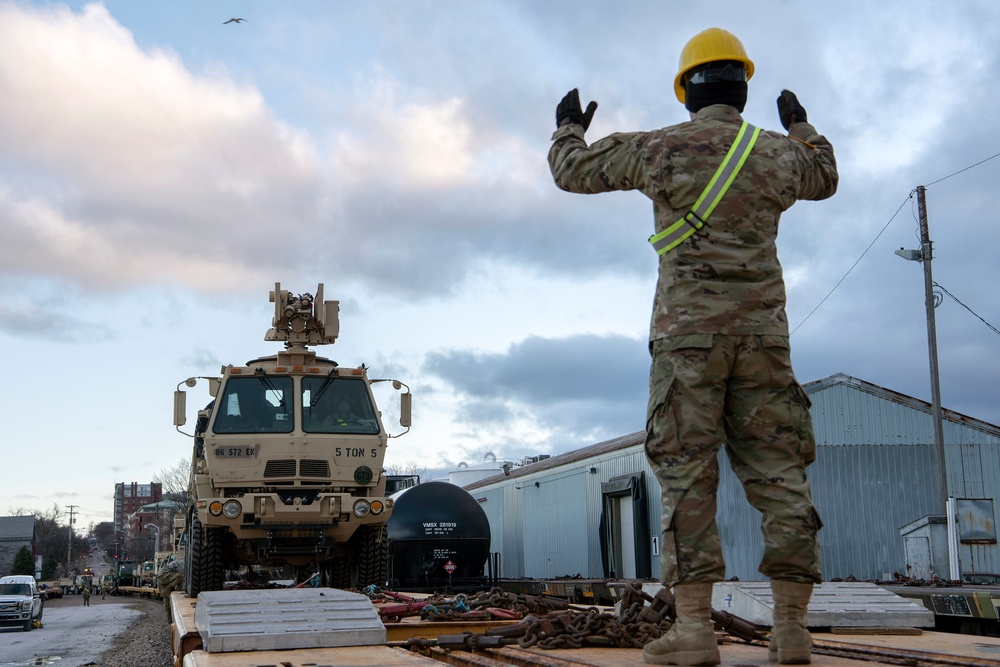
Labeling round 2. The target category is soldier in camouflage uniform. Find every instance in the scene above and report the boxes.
[548,28,837,666]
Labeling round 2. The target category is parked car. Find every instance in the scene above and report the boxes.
[0,575,44,632]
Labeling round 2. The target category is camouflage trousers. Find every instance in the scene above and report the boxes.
[645,334,822,586]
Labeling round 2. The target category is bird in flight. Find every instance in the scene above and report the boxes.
[223,18,247,24]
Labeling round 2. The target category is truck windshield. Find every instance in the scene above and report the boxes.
[213,376,294,434]
[302,377,379,434]
[0,583,31,596]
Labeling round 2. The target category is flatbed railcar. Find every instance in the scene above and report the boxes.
[883,583,1000,635]
[167,589,1000,667]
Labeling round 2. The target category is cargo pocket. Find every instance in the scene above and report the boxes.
[644,335,713,462]
[789,382,816,465]
[644,375,678,462]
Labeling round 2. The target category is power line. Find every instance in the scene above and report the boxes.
[934,281,1000,337]
[791,194,909,335]
[925,150,1000,188]
[792,148,1000,335]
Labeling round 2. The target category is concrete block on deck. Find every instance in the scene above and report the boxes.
[194,587,386,653]
[713,581,935,628]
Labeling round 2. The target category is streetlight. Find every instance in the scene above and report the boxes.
[144,524,160,560]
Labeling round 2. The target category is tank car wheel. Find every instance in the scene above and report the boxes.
[188,515,224,595]
[356,524,388,589]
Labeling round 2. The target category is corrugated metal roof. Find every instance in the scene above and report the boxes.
[464,431,645,490]
[471,374,1000,488]
[804,373,1000,438]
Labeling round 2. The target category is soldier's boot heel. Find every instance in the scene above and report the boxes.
[769,580,813,664]
[643,583,720,666]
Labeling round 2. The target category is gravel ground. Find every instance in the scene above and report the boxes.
[91,598,173,667]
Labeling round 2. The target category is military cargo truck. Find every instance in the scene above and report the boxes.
[173,284,411,595]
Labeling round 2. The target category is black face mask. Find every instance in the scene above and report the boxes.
[685,81,748,113]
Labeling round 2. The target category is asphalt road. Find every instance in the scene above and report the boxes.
[0,594,141,667]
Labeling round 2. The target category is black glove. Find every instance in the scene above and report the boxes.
[777,89,807,130]
[556,88,598,130]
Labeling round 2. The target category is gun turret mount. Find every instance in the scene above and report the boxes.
[265,282,340,365]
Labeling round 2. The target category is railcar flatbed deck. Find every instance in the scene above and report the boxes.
[169,591,1000,667]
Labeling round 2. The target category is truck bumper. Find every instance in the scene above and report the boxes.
[196,492,391,557]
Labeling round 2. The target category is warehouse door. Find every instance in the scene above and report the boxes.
[600,471,651,579]
[612,495,637,578]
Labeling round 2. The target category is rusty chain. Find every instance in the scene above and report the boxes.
[395,581,762,652]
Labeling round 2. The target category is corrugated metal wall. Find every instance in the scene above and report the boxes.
[717,442,942,580]
[717,382,1000,580]
[468,377,1000,582]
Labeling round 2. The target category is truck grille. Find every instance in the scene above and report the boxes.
[299,459,330,478]
[263,460,296,478]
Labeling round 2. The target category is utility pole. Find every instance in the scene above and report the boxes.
[66,504,78,572]
[895,185,948,514]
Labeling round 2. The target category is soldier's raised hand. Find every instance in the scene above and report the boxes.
[556,89,598,130]
[777,90,807,130]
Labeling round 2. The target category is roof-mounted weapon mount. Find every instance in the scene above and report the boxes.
[265,282,340,365]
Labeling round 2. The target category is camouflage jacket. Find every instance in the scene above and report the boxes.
[548,104,838,339]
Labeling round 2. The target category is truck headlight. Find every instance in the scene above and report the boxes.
[352,499,371,518]
[223,500,242,519]
[21,600,31,612]
[208,501,223,516]
[370,500,384,515]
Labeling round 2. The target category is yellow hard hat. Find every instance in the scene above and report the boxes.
[674,28,754,104]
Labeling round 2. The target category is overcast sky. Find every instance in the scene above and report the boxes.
[2,1,999,529]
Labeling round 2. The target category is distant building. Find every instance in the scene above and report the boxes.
[0,516,35,576]
[127,500,185,551]
[113,482,162,540]
[466,373,1000,582]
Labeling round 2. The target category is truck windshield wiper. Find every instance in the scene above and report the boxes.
[310,370,338,407]
[254,368,285,408]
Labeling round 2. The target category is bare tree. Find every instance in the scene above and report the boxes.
[384,461,427,477]
[154,456,190,501]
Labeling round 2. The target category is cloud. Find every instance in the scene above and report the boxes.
[0,2,319,292]
[424,333,649,448]
[0,274,115,340]
[180,346,223,374]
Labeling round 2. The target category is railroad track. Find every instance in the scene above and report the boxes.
[396,637,1000,667]
[810,636,1000,667]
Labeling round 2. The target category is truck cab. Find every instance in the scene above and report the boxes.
[0,575,43,632]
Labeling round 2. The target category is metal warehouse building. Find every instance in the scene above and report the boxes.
[464,373,1000,582]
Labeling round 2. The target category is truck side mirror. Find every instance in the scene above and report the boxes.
[399,393,412,428]
[173,390,187,427]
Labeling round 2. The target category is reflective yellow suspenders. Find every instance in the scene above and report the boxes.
[648,121,761,255]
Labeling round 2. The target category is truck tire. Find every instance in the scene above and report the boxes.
[355,524,388,589]
[330,556,351,589]
[23,617,32,632]
[188,515,224,596]
[184,516,194,594]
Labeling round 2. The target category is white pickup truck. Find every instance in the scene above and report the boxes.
[0,575,44,631]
